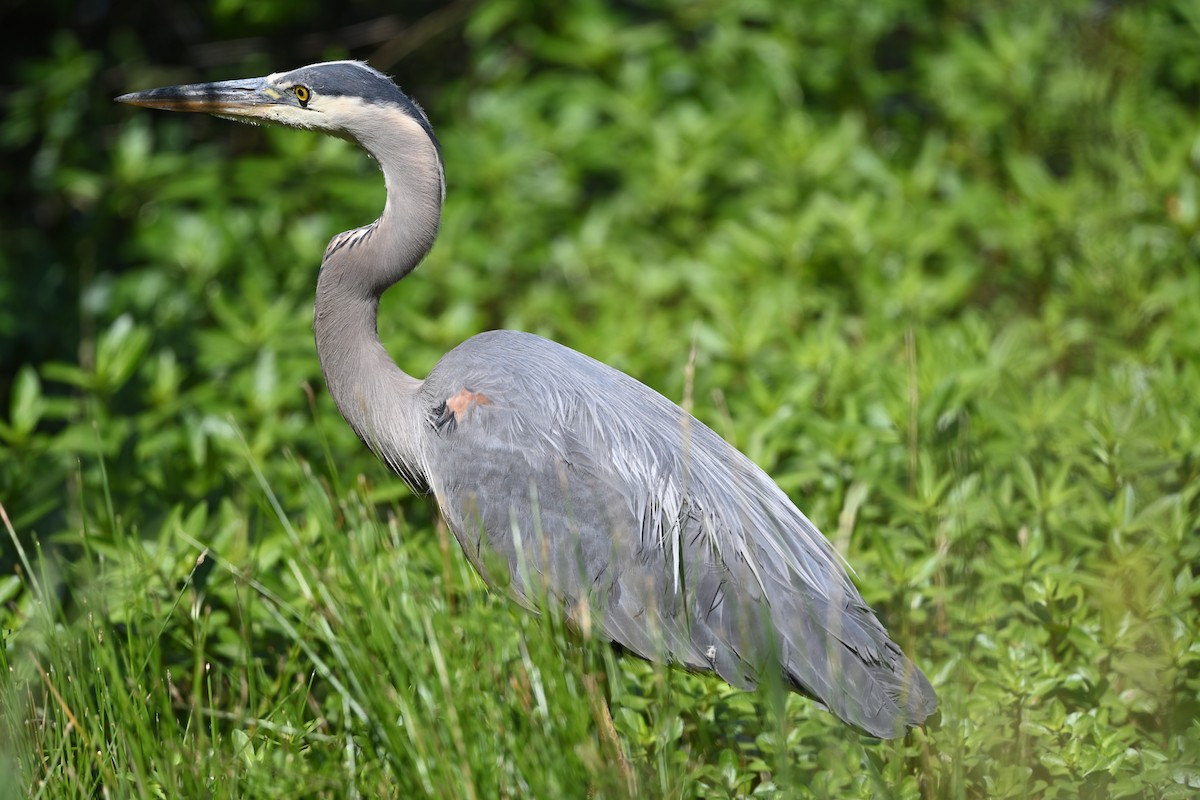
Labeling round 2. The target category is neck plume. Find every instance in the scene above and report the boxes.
[313,105,444,483]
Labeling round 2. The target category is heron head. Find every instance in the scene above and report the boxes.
[117,61,438,152]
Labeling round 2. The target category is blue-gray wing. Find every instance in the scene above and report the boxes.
[417,331,936,737]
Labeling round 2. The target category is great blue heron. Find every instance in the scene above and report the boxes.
[117,61,937,739]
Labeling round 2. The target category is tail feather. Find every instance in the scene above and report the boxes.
[770,580,937,737]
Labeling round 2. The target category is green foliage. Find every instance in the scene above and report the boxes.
[3,0,1200,797]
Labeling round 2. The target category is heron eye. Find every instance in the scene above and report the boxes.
[294,85,311,106]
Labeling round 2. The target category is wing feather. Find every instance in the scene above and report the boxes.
[418,330,936,736]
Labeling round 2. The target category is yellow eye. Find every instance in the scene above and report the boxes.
[294,85,311,106]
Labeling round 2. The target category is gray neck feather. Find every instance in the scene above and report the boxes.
[313,105,444,479]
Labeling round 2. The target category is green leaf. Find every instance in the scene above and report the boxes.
[7,365,45,442]
[94,314,152,396]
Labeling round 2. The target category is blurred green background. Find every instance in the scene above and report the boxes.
[2,0,1199,797]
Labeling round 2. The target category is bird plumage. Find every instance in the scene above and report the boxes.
[118,60,937,739]
[420,330,936,737]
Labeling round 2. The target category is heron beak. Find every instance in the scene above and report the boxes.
[116,76,281,119]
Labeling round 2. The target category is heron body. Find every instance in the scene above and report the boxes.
[119,61,937,738]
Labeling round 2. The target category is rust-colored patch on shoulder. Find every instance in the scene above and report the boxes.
[446,388,492,421]
[432,386,492,431]
[432,388,492,434]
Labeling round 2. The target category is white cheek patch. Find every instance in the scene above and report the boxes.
[263,107,316,129]
[317,96,370,117]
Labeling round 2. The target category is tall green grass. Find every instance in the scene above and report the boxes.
[2,437,933,798]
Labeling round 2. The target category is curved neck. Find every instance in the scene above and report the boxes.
[313,113,443,477]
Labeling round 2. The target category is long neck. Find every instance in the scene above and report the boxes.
[313,115,443,479]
